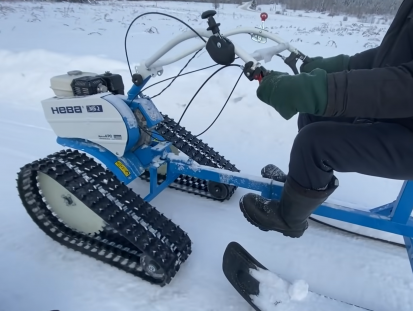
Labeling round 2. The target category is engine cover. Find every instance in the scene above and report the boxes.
[49,70,125,97]
[41,93,140,156]
[50,70,98,97]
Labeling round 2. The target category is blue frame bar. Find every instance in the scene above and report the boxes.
[140,154,413,273]
[405,237,413,272]
[390,181,413,223]
[369,202,394,217]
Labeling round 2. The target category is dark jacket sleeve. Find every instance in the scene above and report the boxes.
[347,47,379,70]
[325,60,413,118]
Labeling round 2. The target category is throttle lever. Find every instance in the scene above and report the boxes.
[243,61,268,83]
[283,51,309,75]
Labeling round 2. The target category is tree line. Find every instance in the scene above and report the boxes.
[272,0,403,17]
[16,0,404,17]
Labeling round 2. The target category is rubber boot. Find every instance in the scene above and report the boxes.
[261,164,287,182]
[239,176,338,238]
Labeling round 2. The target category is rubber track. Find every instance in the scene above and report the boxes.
[17,149,191,286]
[138,114,240,201]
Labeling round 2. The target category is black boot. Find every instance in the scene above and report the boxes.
[261,164,287,183]
[239,176,338,238]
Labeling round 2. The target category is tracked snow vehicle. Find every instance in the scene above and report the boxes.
[17,10,413,292]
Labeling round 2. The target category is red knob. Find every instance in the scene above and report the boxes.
[260,12,268,21]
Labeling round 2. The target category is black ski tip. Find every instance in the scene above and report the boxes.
[223,242,373,311]
[222,242,268,311]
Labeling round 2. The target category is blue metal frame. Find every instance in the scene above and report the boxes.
[58,137,143,184]
[140,154,413,274]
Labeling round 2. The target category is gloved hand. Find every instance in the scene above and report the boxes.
[256,69,328,120]
[300,54,350,73]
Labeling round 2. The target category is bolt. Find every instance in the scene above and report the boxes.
[62,195,74,206]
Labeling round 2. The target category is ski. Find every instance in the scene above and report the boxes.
[222,241,373,311]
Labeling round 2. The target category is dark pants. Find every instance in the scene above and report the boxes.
[289,113,413,190]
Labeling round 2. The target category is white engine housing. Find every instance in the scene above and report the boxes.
[41,93,137,156]
[50,70,98,97]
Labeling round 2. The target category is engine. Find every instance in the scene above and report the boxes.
[50,70,124,97]
[42,70,164,159]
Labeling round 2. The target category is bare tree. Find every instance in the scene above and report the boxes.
[213,0,219,9]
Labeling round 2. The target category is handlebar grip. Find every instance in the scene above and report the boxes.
[284,52,299,75]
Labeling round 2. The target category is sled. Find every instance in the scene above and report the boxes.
[16,9,413,292]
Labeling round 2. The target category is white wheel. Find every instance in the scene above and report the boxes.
[37,171,105,235]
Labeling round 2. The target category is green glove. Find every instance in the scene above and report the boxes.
[256,69,328,120]
[300,54,350,73]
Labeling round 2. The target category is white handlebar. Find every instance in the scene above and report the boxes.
[134,27,301,79]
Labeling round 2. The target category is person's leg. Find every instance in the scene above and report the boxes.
[297,113,356,131]
[241,121,413,238]
[261,113,357,180]
[289,121,413,189]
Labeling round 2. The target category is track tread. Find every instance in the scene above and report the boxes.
[17,149,191,286]
[138,114,240,201]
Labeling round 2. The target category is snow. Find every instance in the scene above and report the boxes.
[0,1,411,311]
[250,268,317,310]
[250,267,372,311]
[288,280,309,301]
[250,267,293,308]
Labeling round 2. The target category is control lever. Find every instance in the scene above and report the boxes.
[243,61,269,83]
[201,10,216,19]
[277,51,309,75]
[201,10,235,65]
[244,50,310,82]
[251,12,269,44]
[201,10,221,34]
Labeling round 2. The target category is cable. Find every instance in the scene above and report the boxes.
[124,12,211,103]
[141,62,219,92]
[150,48,203,99]
[124,11,246,139]
[177,64,242,125]
[124,12,207,78]
[141,56,240,96]
[127,48,207,104]
[194,70,243,138]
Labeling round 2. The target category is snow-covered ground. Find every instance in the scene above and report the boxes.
[0,1,411,311]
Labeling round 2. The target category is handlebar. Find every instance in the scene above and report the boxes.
[133,10,309,83]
